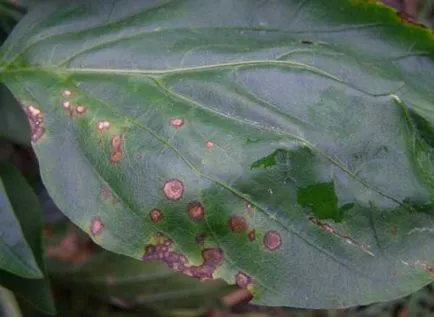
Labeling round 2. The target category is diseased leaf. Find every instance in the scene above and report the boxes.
[0,0,433,309]
[0,166,41,278]
[0,163,55,315]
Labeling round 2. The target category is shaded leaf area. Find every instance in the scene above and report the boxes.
[0,0,433,309]
[40,219,235,317]
[0,163,55,314]
[0,165,41,278]
[0,83,30,145]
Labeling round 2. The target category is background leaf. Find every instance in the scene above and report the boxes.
[0,83,31,145]
[0,165,41,278]
[0,0,433,309]
[0,163,55,314]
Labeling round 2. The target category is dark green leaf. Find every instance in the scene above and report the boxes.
[0,84,30,145]
[0,0,433,309]
[0,163,55,314]
[0,167,41,278]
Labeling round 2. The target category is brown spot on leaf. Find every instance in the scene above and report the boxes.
[263,230,281,251]
[248,229,256,241]
[24,105,45,142]
[421,263,434,274]
[143,232,224,280]
[195,232,207,245]
[75,105,87,114]
[301,40,313,44]
[391,225,398,235]
[163,179,184,200]
[150,208,163,223]
[101,185,111,200]
[188,201,204,221]
[111,151,122,162]
[110,135,123,163]
[235,272,251,289]
[90,217,103,236]
[169,117,184,128]
[228,216,247,233]
[97,120,111,130]
[62,90,72,97]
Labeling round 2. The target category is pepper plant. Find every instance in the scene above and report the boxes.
[0,0,433,315]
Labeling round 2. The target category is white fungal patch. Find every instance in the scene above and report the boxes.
[63,101,71,109]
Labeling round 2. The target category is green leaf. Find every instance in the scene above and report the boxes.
[0,84,31,145]
[0,163,55,314]
[0,166,41,278]
[0,0,433,309]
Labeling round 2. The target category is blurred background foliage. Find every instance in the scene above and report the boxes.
[0,0,433,316]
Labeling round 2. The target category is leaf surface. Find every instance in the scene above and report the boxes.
[0,0,433,308]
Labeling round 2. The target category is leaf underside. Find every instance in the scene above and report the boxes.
[0,0,433,309]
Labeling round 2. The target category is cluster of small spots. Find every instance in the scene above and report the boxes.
[143,232,224,280]
[195,232,207,245]
[169,117,184,128]
[228,215,248,233]
[235,272,251,289]
[90,217,103,237]
[248,229,256,241]
[110,135,123,163]
[24,105,44,142]
[263,230,281,251]
[206,141,215,149]
[97,120,111,130]
[61,90,88,116]
[150,208,163,223]
[188,201,205,221]
[163,179,184,200]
